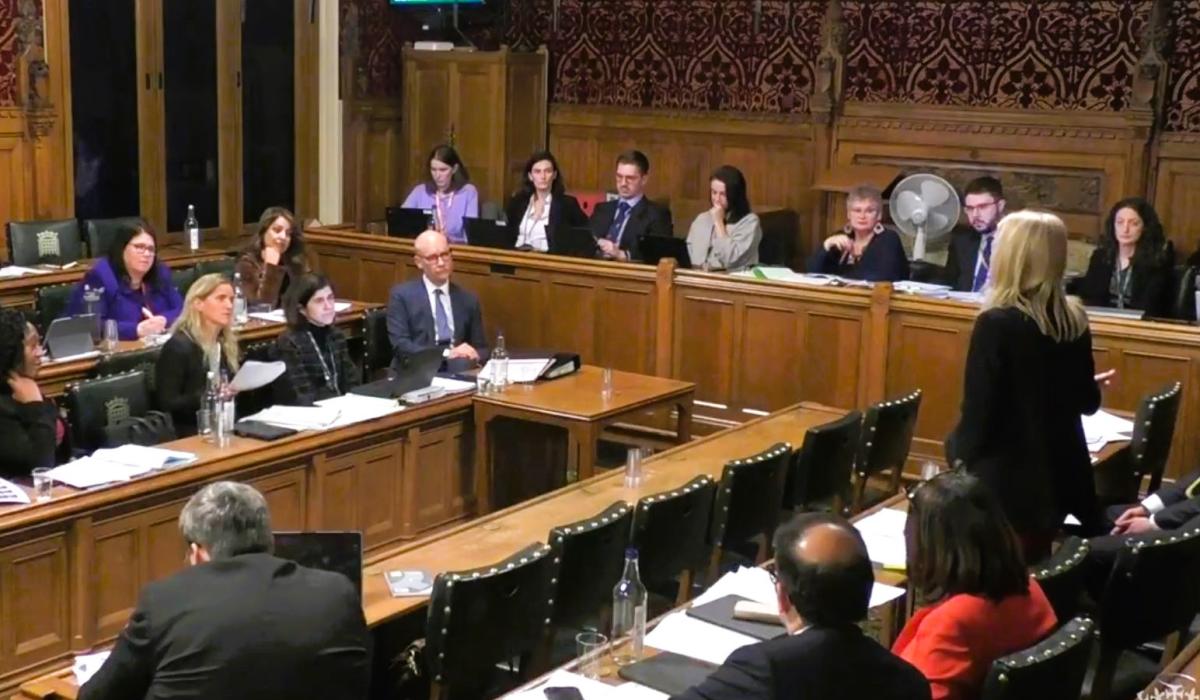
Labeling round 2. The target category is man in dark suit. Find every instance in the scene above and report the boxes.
[942,176,1006,292]
[386,229,489,372]
[671,513,931,700]
[589,150,674,262]
[79,481,370,700]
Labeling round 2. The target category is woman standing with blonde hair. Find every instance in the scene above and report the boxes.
[155,274,242,436]
[947,210,1110,562]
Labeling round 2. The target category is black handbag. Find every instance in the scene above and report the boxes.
[102,410,177,447]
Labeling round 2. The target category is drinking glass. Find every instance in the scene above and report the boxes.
[32,467,52,502]
[575,630,608,680]
[102,320,119,353]
[601,368,614,401]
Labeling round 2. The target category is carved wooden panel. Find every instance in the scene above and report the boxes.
[800,311,864,410]
[595,285,655,374]
[318,440,407,551]
[885,313,973,462]
[249,467,308,532]
[735,303,802,414]
[0,531,69,674]
[1152,140,1200,256]
[673,294,735,408]
[541,278,595,361]
[406,418,472,535]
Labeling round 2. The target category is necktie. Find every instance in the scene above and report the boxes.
[433,289,451,344]
[607,202,631,243]
[972,235,993,292]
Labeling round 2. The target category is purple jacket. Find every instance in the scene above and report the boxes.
[67,258,183,340]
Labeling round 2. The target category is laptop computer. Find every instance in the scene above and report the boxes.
[550,226,600,259]
[464,217,516,250]
[45,314,97,361]
[386,207,432,238]
[272,531,363,594]
[351,345,445,399]
[640,235,693,269]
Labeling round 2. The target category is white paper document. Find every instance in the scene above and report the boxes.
[480,358,552,383]
[870,582,906,608]
[48,457,152,489]
[243,405,342,430]
[91,444,196,471]
[315,393,404,428]
[893,280,952,297]
[73,650,111,686]
[0,477,31,504]
[230,360,286,392]
[644,611,757,666]
[853,508,908,570]
[1082,409,1134,452]
[0,265,52,279]
[692,566,777,608]
[431,376,477,393]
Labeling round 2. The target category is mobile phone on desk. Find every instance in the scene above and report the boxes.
[544,688,585,700]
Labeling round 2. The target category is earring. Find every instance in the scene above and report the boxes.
[843,223,853,234]
[873,222,885,235]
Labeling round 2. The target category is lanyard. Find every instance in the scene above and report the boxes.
[436,190,455,230]
[1115,264,1132,309]
[307,332,338,394]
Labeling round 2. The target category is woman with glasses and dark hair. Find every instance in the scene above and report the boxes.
[686,165,762,271]
[504,150,588,253]
[67,221,183,339]
[894,471,1056,700]
[1076,197,1175,318]
[236,206,310,309]
[275,274,358,405]
[401,144,479,244]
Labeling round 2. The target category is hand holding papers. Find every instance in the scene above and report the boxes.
[229,360,286,392]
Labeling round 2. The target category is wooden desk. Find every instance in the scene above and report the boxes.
[306,226,1200,481]
[0,248,229,309]
[32,301,374,397]
[1142,632,1200,698]
[474,367,694,513]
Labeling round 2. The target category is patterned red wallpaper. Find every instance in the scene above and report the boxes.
[0,0,25,106]
[345,0,1200,132]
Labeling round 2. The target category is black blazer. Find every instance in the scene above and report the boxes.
[78,552,369,700]
[806,227,910,282]
[941,226,985,292]
[385,277,489,371]
[671,625,931,700]
[1075,243,1175,318]
[154,332,233,437]
[588,197,674,261]
[0,393,57,477]
[504,192,589,251]
[947,307,1102,534]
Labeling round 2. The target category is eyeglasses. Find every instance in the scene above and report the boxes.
[129,243,157,254]
[418,251,452,264]
[963,200,998,214]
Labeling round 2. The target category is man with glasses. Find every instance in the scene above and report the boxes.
[386,229,489,372]
[942,177,1007,292]
[589,150,674,262]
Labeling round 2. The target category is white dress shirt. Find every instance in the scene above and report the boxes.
[516,194,552,252]
[422,275,455,340]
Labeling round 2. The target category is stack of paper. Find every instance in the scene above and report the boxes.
[91,444,197,471]
[243,405,342,430]
[314,393,403,428]
[480,358,552,384]
[644,610,757,665]
[0,265,52,279]
[945,290,984,304]
[853,508,908,570]
[893,281,952,298]
[48,457,152,489]
[431,376,476,393]
[1082,409,1134,452]
[0,477,31,504]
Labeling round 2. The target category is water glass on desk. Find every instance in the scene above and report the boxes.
[601,368,614,401]
[101,320,119,354]
[575,630,608,680]
[32,467,52,502]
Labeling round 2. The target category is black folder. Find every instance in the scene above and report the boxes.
[616,652,717,697]
[685,594,786,641]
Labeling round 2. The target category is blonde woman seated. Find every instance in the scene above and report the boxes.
[154,274,241,437]
[685,165,761,271]
[808,185,909,281]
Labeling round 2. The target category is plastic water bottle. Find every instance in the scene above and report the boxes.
[185,204,200,251]
[611,547,648,666]
[232,271,248,325]
[492,332,509,390]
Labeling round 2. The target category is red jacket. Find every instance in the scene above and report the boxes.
[892,578,1057,700]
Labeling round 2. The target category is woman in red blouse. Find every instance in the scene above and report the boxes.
[893,471,1057,700]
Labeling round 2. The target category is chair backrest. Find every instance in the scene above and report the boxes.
[856,390,922,480]
[425,542,557,692]
[7,219,85,266]
[66,370,152,452]
[1169,265,1197,321]
[171,265,199,298]
[34,283,76,335]
[572,191,609,218]
[362,307,392,381]
[786,411,862,513]
[195,257,237,279]
[82,217,142,259]
[479,201,502,221]
[709,442,791,549]
[547,501,633,628]
[91,346,163,394]
[1129,382,1182,495]
[1030,536,1089,622]
[631,475,716,588]
[978,616,1095,700]
[1098,524,1200,649]
[909,260,946,283]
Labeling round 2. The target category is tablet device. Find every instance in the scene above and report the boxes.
[639,235,693,268]
[386,207,431,238]
[352,345,445,399]
[45,315,96,360]
[550,226,599,259]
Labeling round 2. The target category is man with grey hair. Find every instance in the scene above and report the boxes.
[80,481,370,700]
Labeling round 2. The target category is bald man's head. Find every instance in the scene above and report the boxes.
[772,513,874,627]
[413,229,453,285]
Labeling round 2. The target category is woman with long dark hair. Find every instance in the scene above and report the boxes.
[503,150,588,253]
[236,206,310,309]
[401,144,479,243]
[1076,197,1174,318]
[686,165,762,270]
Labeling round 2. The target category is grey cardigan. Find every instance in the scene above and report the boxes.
[685,210,762,271]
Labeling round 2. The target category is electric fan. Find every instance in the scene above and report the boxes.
[888,174,961,261]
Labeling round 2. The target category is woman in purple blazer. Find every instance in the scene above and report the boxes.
[67,221,183,340]
[401,144,479,244]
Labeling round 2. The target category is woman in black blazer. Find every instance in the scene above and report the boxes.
[947,210,1108,564]
[1076,197,1175,318]
[155,273,241,436]
[504,150,588,253]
